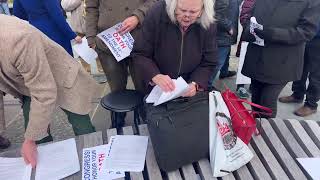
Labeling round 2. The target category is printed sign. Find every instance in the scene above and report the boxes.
[82,144,124,180]
[97,23,135,62]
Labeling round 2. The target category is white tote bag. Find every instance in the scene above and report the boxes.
[209,91,253,177]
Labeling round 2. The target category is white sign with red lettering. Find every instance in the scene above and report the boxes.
[97,23,135,62]
[82,144,124,180]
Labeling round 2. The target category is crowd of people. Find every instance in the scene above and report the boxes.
[0,0,319,168]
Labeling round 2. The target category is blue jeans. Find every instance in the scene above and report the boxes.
[208,46,231,87]
[0,3,10,15]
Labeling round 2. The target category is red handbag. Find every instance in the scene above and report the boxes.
[221,89,272,144]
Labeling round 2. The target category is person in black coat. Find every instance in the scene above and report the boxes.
[241,0,320,117]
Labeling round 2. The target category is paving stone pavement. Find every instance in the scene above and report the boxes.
[1,46,319,153]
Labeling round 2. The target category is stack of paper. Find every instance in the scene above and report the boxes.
[146,77,189,106]
[0,138,80,180]
[297,158,320,179]
[72,37,98,64]
[0,157,32,180]
[250,17,264,46]
[82,144,125,180]
[105,135,149,172]
[82,135,148,180]
[35,138,80,180]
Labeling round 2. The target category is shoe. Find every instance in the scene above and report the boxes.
[0,135,11,149]
[219,71,237,79]
[294,105,317,117]
[279,95,303,103]
[237,87,250,99]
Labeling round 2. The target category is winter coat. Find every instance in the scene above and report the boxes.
[85,0,159,52]
[61,0,86,34]
[13,0,77,56]
[131,1,219,93]
[0,15,98,141]
[242,0,320,84]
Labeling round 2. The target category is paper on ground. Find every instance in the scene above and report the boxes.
[0,157,32,180]
[297,158,320,180]
[97,23,134,62]
[236,42,251,85]
[72,37,98,64]
[82,144,124,180]
[146,77,189,106]
[250,17,264,46]
[35,138,80,180]
[105,135,148,172]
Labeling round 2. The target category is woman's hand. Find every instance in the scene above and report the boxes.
[182,83,197,97]
[74,35,82,44]
[152,74,175,92]
[117,16,139,35]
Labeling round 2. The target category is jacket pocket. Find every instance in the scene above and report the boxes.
[63,65,80,88]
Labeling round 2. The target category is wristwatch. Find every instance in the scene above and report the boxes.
[191,81,199,91]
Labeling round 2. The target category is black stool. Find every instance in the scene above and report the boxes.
[100,89,144,130]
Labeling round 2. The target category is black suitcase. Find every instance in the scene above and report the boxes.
[144,92,209,172]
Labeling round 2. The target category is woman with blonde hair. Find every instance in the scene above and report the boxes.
[132,0,219,96]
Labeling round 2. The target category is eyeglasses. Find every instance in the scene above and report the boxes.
[175,7,203,18]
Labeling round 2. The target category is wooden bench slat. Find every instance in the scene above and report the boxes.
[270,118,308,158]
[285,119,320,157]
[122,126,144,180]
[167,170,183,180]
[251,132,289,179]
[301,120,320,149]
[196,159,218,180]
[247,144,272,180]
[181,164,198,180]
[260,120,307,179]
[233,165,254,180]
[106,128,125,180]
[138,125,163,180]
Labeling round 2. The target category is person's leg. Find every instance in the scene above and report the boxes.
[22,96,53,144]
[219,47,231,76]
[305,38,320,109]
[97,49,128,127]
[259,83,286,118]
[128,57,146,94]
[250,79,263,111]
[97,50,128,92]
[208,46,230,88]
[62,109,96,136]
[219,46,236,79]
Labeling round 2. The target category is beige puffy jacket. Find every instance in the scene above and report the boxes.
[61,0,86,34]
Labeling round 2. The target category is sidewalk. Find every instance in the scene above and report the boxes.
[1,46,319,152]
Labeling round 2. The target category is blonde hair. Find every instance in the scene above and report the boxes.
[165,0,215,30]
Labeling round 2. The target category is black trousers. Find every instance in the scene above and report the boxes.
[292,38,320,109]
[251,79,286,118]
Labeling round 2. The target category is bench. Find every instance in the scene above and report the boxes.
[1,118,319,179]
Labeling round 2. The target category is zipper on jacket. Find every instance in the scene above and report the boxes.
[177,33,184,75]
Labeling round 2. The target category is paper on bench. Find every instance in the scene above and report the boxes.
[35,138,80,180]
[297,158,320,180]
[82,144,125,180]
[0,157,32,180]
[146,77,189,106]
[105,135,148,172]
